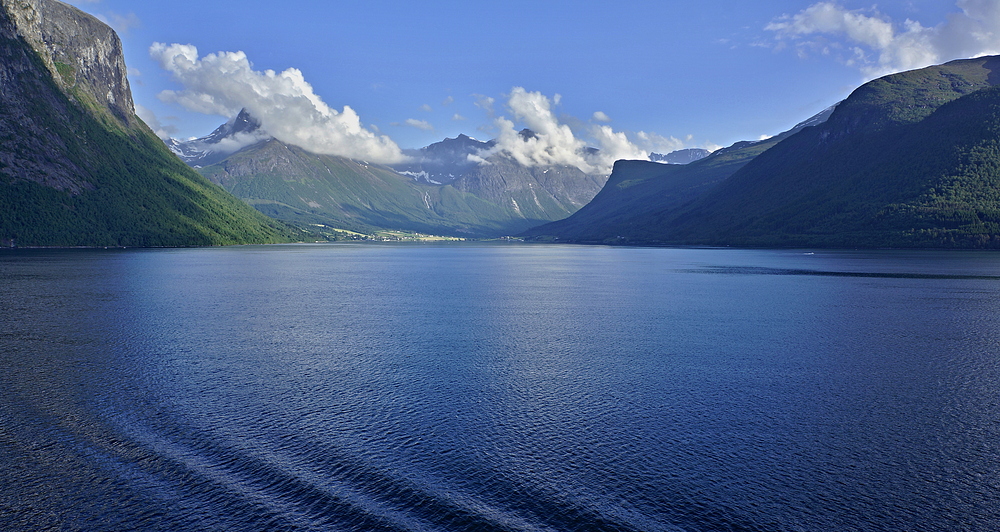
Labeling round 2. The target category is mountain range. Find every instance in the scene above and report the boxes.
[527,57,1000,248]
[523,105,838,242]
[0,0,293,247]
[8,0,1000,249]
[170,113,613,237]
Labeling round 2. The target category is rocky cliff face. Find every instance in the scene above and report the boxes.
[0,0,88,192]
[1,0,133,122]
[0,0,293,246]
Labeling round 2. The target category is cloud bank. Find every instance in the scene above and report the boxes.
[149,43,406,164]
[472,88,649,175]
[767,0,1000,77]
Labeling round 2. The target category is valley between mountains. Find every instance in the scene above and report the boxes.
[6,0,1000,249]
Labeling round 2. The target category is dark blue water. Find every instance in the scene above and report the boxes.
[2,244,1000,531]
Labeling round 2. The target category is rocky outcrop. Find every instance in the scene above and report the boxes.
[0,0,87,192]
[1,0,133,122]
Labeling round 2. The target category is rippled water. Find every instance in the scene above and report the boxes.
[2,244,1000,531]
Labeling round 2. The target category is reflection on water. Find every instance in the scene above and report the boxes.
[2,245,1000,531]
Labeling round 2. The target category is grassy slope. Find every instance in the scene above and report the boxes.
[0,14,294,247]
[200,141,561,237]
[530,56,1000,248]
[661,56,1000,248]
[522,136,781,242]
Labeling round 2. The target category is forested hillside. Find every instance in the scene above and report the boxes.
[0,0,293,246]
[526,56,1000,248]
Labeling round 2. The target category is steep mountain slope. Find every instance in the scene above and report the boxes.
[197,138,572,236]
[450,155,606,221]
[529,56,1000,248]
[183,119,607,237]
[523,106,835,242]
[0,0,292,246]
[662,55,1000,248]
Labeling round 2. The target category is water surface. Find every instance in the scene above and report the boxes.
[2,244,999,531]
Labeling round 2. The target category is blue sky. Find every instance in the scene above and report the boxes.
[65,0,1000,163]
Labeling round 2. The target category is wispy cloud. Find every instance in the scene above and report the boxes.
[591,111,612,123]
[419,104,433,112]
[401,118,434,131]
[149,43,406,164]
[767,0,1000,78]
[473,94,496,115]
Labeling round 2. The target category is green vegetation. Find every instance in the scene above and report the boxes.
[523,136,781,242]
[0,118,296,246]
[528,56,1000,249]
[0,18,295,247]
[53,61,75,86]
[199,141,566,238]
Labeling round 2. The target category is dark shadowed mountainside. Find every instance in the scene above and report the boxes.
[527,57,1000,248]
[523,105,835,242]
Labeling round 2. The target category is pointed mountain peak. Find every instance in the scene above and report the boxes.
[230,108,261,134]
[167,109,271,166]
[201,108,263,144]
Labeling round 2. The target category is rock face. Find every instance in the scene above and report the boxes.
[0,0,292,246]
[394,134,490,184]
[1,0,133,122]
[196,137,572,237]
[0,0,86,192]
[451,156,607,222]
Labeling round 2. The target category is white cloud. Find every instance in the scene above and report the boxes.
[149,43,407,164]
[473,94,496,115]
[403,118,434,131]
[592,111,612,123]
[203,129,271,156]
[591,125,650,164]
[452,113,467,121]
[471,87,649,174]
[442,96,455,106]
[767,0,1000,78]
[420,104,433,112]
